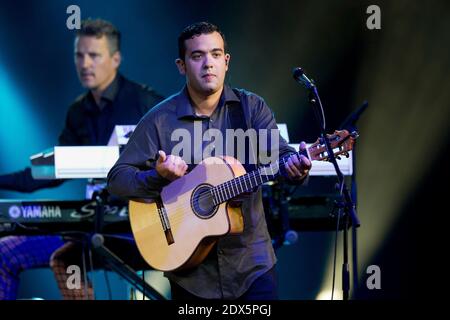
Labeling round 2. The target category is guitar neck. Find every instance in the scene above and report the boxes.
[211,149,308,205]
[210,130,355,205]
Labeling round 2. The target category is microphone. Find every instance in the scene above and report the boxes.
[292,67,315,89]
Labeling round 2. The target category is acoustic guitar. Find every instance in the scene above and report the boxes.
[129,130,356,271]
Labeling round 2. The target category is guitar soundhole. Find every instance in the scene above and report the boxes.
[191,184,218,219]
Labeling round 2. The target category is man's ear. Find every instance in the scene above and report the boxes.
[225,53,230,70]
[112,51,121,69]
[175,58,186,75]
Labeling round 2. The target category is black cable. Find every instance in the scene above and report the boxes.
[330,204,342,300]
[142,270,145,300]
[88,239,96,300]
[81,240,89,300]
[331,180,346,300]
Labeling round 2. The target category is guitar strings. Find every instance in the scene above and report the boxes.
[180,153,297,205]
[141,158,292,227]
[155,147,310,215]
[157,162,281,215]
[134,167,273,229]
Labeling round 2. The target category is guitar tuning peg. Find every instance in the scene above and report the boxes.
[336,155,341,160]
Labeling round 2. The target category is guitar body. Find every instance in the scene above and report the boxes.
[129,156,245,272]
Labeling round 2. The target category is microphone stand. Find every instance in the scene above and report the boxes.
[339,101,368,299]
[300,76,361,300]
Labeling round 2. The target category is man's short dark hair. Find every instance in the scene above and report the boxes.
[76,18,121,55]
[178,22,227,60]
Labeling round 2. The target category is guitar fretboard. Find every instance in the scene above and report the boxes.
[211,150,304,205]
[209,130,353,205]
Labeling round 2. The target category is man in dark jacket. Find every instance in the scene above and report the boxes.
[0,19,163,300]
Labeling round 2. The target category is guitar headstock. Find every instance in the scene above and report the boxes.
[308,130,358,162]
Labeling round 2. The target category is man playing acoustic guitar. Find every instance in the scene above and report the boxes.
[107,22,311,300]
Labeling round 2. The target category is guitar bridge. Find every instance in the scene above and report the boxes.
[156,200,174,245]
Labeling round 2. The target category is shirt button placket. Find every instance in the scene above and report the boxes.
[217,246,233,299]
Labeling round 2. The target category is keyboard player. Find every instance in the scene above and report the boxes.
[0,19,163,300]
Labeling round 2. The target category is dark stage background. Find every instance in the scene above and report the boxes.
[0,0,449,300]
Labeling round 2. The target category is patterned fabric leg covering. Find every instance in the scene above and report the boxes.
[50,240,94,300]
[0,235,64,300]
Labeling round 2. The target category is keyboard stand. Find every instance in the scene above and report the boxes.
[91,188,166,300]
[91,233,166,300]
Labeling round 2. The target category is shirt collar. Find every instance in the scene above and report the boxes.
[176,84,240,119]
[84,73,121,111]
[101,73,121,102]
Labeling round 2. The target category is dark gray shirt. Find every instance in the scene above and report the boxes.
[107,85,296,299]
